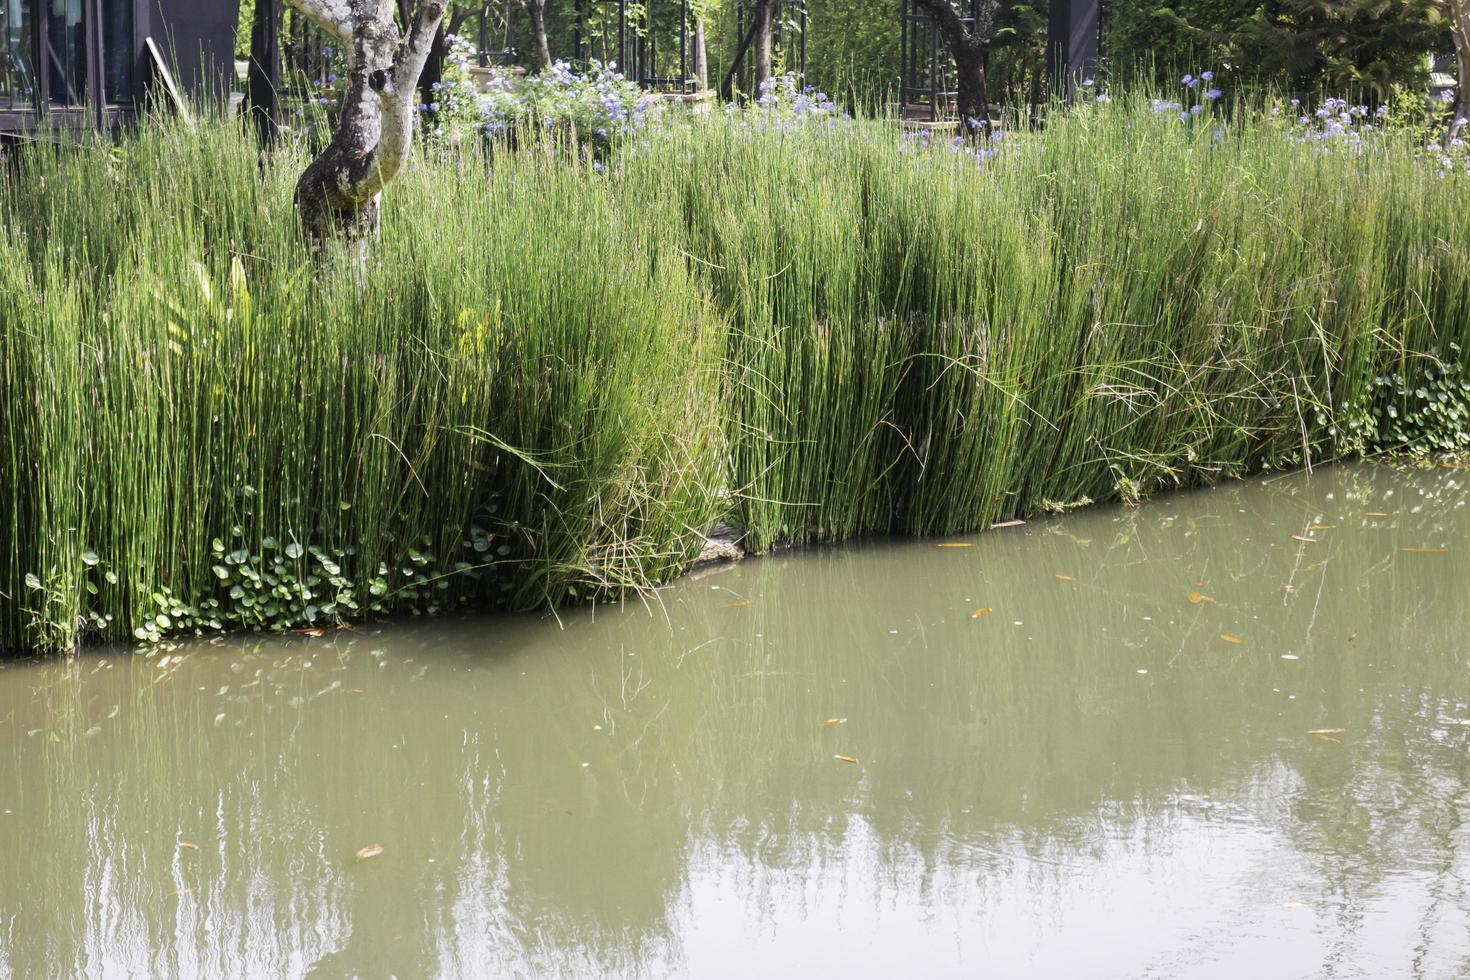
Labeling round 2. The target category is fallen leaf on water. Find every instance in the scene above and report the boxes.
[178,842,198,851]
[354,844,385,862]
[821,717,847,727]
[1291,535,1316,543]
[302,628,326,638]
[1401,547,1448,554]
[936,542,973,548]
[592,724,603,731]
[833,754,860,764]
[1304,524,1336,532]
[1220,633,1245,645]
[1055,574,1076,582]
[720,598,753,608]
[1363,512,1389,517]
[990,519,1025,529]
[1310,732,1340,743]
[1283,585,1297,593]
[169,888,192,897]
[348,688,364,693]
[1187,591,1215,604]
[971,607,992,619]
[1307,728,1346,735]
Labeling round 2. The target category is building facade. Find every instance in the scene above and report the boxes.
[0,0,236,132]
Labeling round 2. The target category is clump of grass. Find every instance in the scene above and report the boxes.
[1,89,1466,655]
[0,123,723,653]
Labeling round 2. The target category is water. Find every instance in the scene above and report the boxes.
[1,462,1468,978]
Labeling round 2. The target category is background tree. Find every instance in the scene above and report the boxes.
[287,0,449,248]
[910,0,999,129]
[1435,0,1469,137]
[524,0,554,69]
[722,0,779,98]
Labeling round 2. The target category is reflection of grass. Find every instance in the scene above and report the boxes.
[2,99,1468,657]
[1,465,1468,971]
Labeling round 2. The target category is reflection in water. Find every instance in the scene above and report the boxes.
[1,462,1468,977]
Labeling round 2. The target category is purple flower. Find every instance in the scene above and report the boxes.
[1203,88,1222,101]
[327,73,338,84]
[1200,70,1214,81]
[1182,74,1196,88]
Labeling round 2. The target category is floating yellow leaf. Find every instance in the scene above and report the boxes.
[1187,591,1215,604]
[1055,574,1076,583]
[1307,728,1346,735]
[592,724,603,731]
[720,598,753,608]
[178,842,198,851]
[169,888,192,897]
[1291,535,1316,543]
[348,688,364,694]
[936,542,974,548]
[1363,512,1389,517]
[354,844,384,862]
[990,519,1026,529]
[1310,732,1340,743]
[821,717,847,727]
[1304,524,1335,532]
[833,754,860,764]
[1220,633,1245,645]
[971,607,992,619]
[1283,585,1297,594]
[1401,547,1448,554]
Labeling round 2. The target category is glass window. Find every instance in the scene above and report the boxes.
[46,0,85,106]
[101,0,129,103]
[0,0,35,109]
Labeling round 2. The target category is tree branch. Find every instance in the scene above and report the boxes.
[286,0,354,44]
[394,0,449,89]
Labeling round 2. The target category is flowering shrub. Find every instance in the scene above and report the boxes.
[475,60,657,153]
[421,33,484,147]
[748,73,839,119]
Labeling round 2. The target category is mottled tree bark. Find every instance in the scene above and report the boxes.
[286,0,448,251]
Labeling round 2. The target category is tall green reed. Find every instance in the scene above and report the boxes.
[1,90,1466,655]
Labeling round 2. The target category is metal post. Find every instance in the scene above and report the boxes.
[1047,0,1098,102]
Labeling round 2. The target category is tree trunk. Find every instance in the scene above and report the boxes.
[290,0,448,252]
[1453,6,1470,142]
[752,0,775,95]
[693,16,707,90]
[954,43,989,133]
[527,0,552,70]
[247,0,282,148]
[418,23,446,118]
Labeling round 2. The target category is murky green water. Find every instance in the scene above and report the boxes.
[2,462,1469,978]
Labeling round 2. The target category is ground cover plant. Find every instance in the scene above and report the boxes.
[1,81,1467,654]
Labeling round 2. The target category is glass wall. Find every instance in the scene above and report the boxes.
[46,0,86,106]
[0,0,35,108]
[101,0,130,103]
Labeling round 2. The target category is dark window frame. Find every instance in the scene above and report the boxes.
[0,0,147,132]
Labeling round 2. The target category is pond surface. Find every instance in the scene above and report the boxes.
[2,462,1469,978]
